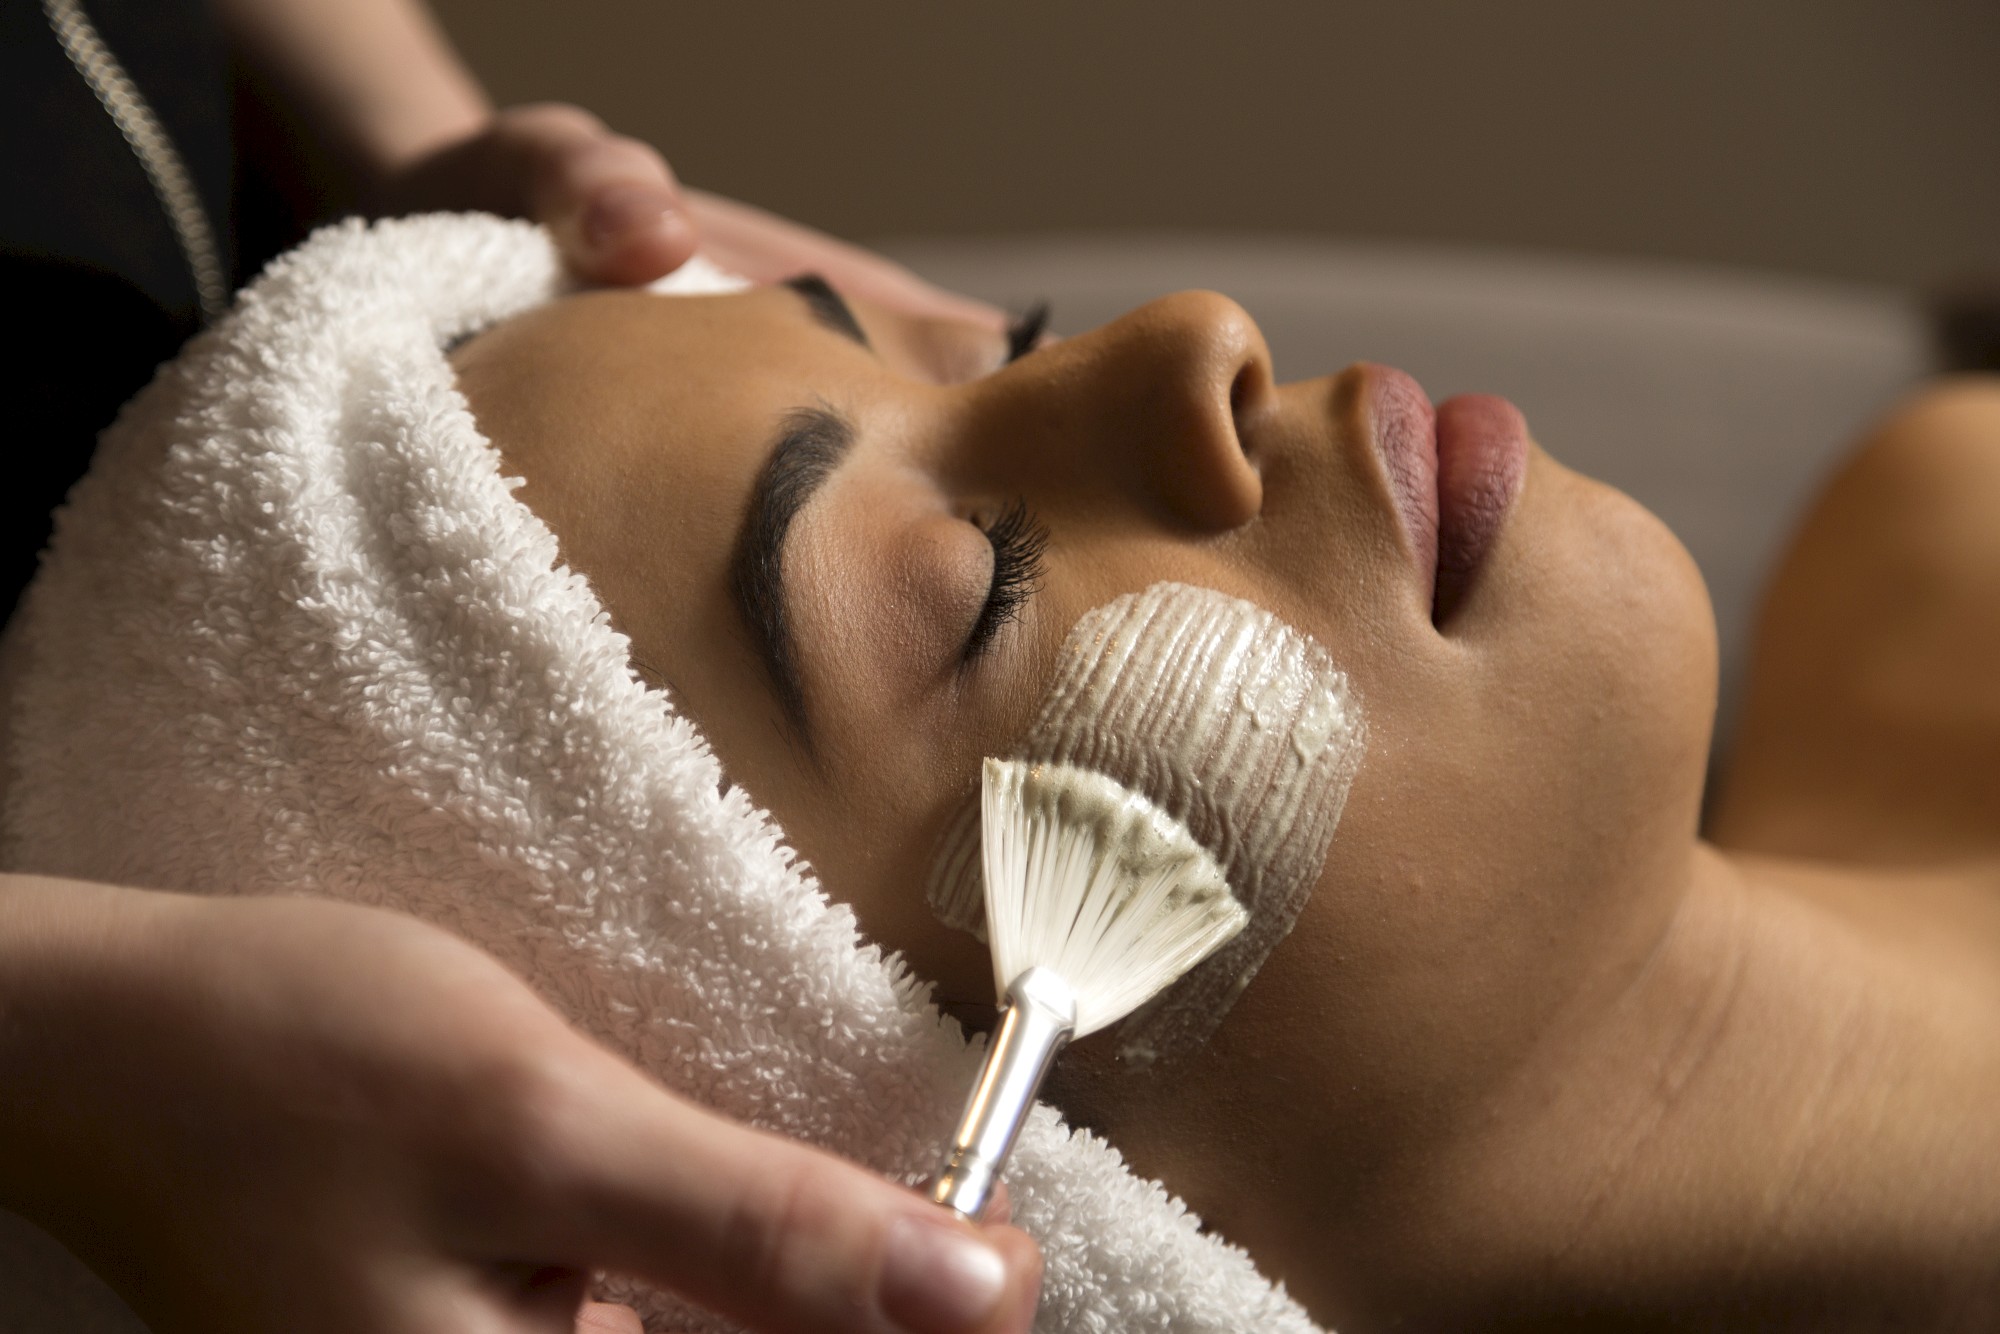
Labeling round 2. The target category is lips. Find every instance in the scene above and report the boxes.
[1361,364,1528,623]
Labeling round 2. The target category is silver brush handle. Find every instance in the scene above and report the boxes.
[931,967,1078,1219]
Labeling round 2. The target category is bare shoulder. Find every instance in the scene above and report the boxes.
[1710,374,2000,862]
[1848,375,2000,499]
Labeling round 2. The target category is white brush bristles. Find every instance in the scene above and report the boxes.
[981,758,1248,1039]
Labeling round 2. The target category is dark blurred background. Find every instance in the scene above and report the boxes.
[429,0,2000,285]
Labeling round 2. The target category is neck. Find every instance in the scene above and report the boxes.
[1393,842,2000,1327]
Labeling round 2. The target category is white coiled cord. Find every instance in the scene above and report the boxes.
[43,0,228,323]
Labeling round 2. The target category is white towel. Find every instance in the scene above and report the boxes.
[0,214,1326,1334]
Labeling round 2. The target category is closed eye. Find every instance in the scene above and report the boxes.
[965,499,1047,662]
[1004,304,1051,364]
[783,273,870,349]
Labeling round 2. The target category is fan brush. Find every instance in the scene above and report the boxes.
[930,757,1248,1217]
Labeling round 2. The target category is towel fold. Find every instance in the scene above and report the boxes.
[0,214,1325,1333]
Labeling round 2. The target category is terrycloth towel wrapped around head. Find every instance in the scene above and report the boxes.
[0,215,1326,1333]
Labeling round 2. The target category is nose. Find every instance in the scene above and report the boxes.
[974,291,1272,532]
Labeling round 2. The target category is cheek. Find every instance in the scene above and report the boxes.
[782,772,1002,1012]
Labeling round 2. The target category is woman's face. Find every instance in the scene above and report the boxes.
[451,279,1716,1316]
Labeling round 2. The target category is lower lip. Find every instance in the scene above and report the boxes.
[1363,366,1528,621]
[1433,393,1529,620]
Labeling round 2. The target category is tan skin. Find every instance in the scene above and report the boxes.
[451,282,2000,1331]
[15,4,1039,1328]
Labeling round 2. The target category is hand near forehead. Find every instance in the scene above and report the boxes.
[212,0,995,319]
[0,876,1040,1334]
[382,102,1005,327]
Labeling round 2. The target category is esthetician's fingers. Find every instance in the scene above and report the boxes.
[574,1300,644,1333]
[502,105,697,286]
[380,102,697,286]
[529,1061,1042,1334]
[683,188,1009,330]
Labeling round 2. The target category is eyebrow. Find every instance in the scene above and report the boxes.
[782,273,871,350]
[730,404,855,751]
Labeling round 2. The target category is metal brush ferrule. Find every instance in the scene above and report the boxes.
[931,966,1078,1219]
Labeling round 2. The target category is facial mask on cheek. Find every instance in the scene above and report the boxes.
[926,581,1366,1066]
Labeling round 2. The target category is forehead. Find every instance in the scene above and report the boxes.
[448,292,785,706]
[456,286,861,428]
[451,287,882,555]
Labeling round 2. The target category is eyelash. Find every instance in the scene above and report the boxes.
[956,308,1051,662]
[1004,303,1051,363]
[966,499,1048,662]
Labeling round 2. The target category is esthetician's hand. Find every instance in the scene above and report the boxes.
[0,874,1041,1334]
[215,0,1000,313]
[383,102,1006,326]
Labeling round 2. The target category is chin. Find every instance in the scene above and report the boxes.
[1528,454,1719,840]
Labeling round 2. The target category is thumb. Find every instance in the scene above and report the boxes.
[575,1299,645,1332]
[499,103,700,286]
[538,1079,1042,1334]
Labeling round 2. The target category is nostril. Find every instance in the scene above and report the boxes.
[1228,361,1267,456]
[1229,367,1253,425]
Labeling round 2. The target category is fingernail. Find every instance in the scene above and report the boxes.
[583,184,677,252]
[879,1215,1008,1334]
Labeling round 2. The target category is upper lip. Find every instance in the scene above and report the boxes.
[1355,362,1440,609]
